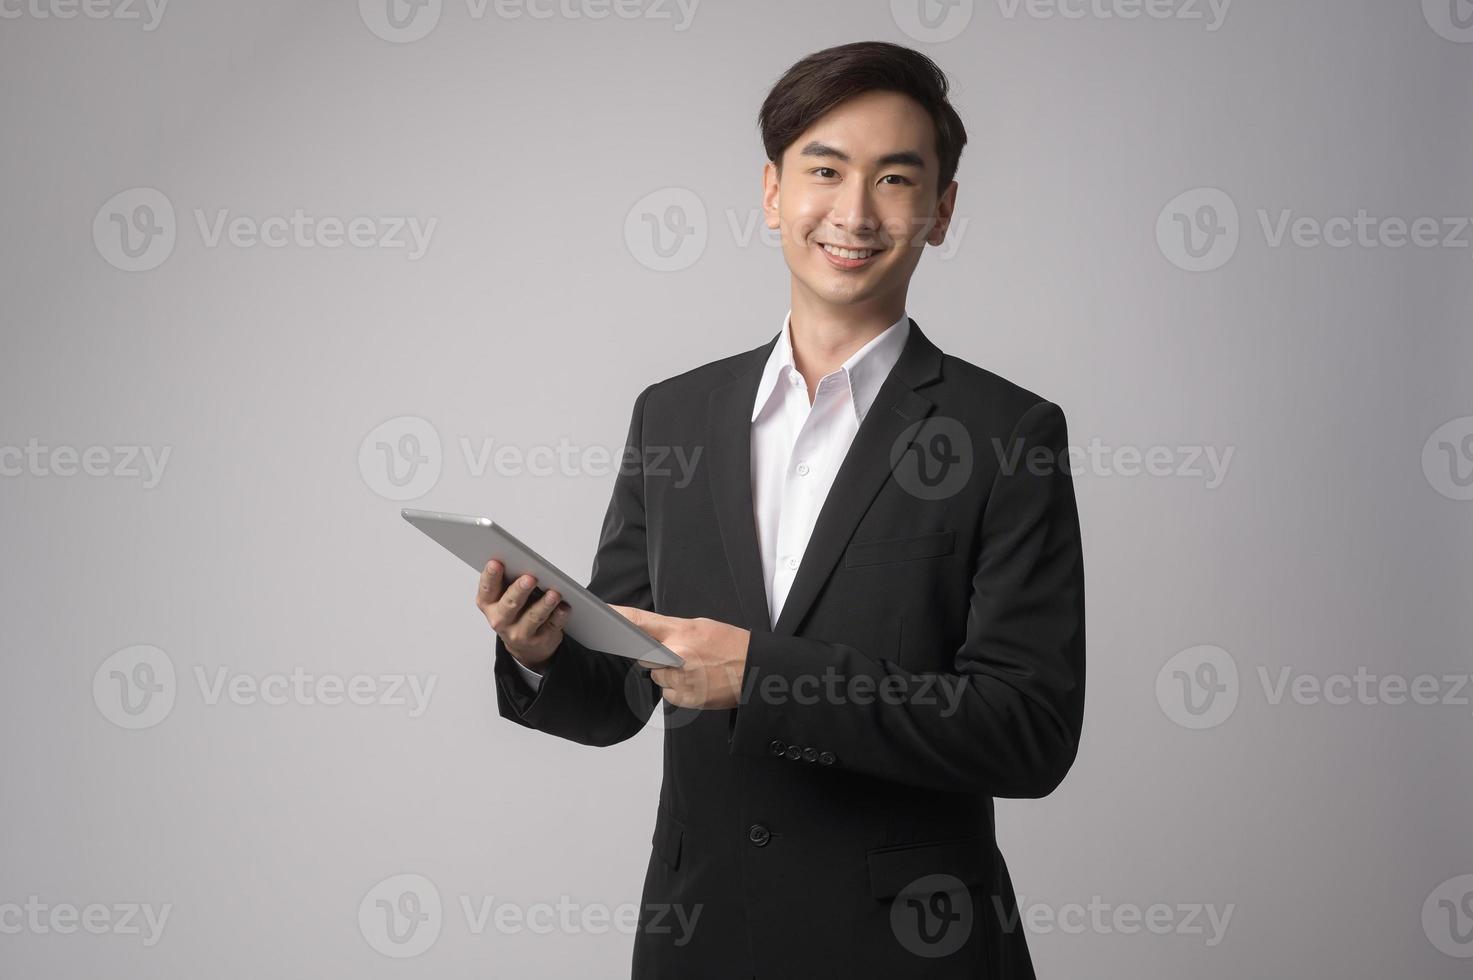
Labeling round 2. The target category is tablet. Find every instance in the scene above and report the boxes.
[401,508,683,669]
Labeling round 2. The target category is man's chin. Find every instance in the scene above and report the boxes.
[799,290,876,314]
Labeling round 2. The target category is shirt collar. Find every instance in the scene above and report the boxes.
[750,311,911,424]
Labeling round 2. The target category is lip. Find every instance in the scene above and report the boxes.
[815,241,884,271]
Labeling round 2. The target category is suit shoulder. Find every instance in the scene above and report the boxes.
[640,340,769,407]
[936,352,1066,430]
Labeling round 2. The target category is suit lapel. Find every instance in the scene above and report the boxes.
[706,335,780,634]
[706,318,945,637]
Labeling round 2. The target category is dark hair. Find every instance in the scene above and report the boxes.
[758,41,968,196]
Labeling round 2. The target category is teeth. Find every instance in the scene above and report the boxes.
[821,243,876,260]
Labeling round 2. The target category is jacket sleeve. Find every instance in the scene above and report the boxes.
[492,383,663,746]
[728,400,1086,798]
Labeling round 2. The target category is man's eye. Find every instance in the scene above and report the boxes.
[813,167,839,179]
[881,174,913,186]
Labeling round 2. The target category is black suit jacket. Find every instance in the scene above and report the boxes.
[493,320,1086,979]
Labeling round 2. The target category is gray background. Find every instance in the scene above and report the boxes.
[2,0,1470,976]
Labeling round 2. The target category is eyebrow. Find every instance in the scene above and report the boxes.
[797,140,926,170]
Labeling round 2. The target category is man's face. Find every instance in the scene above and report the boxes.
[763,89,956,311]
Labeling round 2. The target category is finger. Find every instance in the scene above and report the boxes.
[499,574,536,620]
[649,668,693,700]
[661,687,697,709]
[622,607,676,640]
[477,560,504,607]
[545,602,572,632]
[500,574,542,633]
[524,590,561,631]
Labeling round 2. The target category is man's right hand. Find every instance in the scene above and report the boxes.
[477,560,572,671]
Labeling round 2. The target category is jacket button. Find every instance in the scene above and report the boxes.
[748,824,771,847]
[818,751,836,766]
[784,745,802,761]
[768,738,786,757]
[802,747,818,763]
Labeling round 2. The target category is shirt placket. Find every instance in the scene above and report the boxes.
[770,369,848,621]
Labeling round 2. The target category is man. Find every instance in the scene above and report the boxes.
[477,41,1085,980]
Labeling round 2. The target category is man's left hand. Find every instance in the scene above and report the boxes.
[610,606,750,710]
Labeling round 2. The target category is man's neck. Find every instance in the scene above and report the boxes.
[787,292,906,385]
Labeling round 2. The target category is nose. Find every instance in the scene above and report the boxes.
[829,177,880,241]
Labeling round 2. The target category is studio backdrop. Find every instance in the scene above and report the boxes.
[1,1,1469,977]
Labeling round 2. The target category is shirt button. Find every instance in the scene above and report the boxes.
[748,824,771,847]
[784,556,799,571]
[795,461,810,476]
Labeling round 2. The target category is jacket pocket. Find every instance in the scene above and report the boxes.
[844,529,956,568]
[866,836,989,900]
[651,805,684,870]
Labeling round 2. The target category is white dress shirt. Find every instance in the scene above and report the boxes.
[512,310,911,692]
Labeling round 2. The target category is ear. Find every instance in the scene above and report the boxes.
[927,179,958,247]
[762,160,781,230]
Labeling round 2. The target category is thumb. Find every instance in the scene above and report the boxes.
[612,604,673,639]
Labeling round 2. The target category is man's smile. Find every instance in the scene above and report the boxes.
[815,239,886,269]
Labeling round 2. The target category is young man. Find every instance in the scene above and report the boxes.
[478,41,1085,980]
